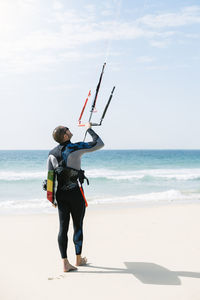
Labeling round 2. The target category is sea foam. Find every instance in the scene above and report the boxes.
[1,168,200,181]
[1,189,199,213]
[90,189,200,204]
[0,171,46,181]
[86,168,200,181]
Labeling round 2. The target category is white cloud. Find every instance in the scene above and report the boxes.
[138,6,200,28]
[45,83,81,91]
[85,4,96,14]
[0,2,200,73]
[144,63,190,71]
[150,39,171,48]
[101,1,116,17]
[136,56,156,63]
[185,33,200,39]
[53,0,63,10]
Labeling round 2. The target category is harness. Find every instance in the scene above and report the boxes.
[54,143,89,192]
[55,163,89,192]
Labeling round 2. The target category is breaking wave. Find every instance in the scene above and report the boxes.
[86,168,200,181]
[1,168,200,182]
[0,189,200,213]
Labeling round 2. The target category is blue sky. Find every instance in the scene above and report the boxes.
[0,0,200,149]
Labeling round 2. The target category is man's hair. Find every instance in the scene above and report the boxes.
[52,126,68,143]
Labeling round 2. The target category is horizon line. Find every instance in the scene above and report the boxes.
[1,149,200,151]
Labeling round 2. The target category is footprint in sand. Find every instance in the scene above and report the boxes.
[48,274,65,280]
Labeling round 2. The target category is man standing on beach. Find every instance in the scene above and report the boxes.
[47,122,104,272]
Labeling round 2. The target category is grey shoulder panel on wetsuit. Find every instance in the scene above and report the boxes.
[47,154,59,171]
[47,143,64,174]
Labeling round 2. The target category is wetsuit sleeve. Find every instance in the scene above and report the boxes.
[47,154,59,171]
[83,128,104,152]
[64,129,104,170]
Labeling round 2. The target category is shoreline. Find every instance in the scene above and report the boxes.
[0,198,200,216]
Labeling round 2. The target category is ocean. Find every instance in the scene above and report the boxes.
[0,150,200,214]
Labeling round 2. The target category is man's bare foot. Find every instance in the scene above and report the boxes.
[76,255,87,266]
[63,258,77,272]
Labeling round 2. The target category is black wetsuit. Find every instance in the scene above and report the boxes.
[47,129,104,258]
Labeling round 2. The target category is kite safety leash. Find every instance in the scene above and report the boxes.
[78,181,88,207]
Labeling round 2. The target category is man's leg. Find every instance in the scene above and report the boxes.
[69,188,86,266]
[57,191,77,271]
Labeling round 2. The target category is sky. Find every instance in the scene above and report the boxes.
[0,0,200,150]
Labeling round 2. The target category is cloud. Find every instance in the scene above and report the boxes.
[150,39,171,48]
[136,56,156,63]
[45,83,81,92]
[137,6,200,28]
[185,33,200,39]
[144,63,190,71]
[53,0,63,10]
[0,2,200,73]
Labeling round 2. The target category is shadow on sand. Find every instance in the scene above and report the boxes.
[77,262,200,285]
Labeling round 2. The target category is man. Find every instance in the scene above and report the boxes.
[47,122,104,272]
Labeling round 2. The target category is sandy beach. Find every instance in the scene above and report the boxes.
[1,202,200,300]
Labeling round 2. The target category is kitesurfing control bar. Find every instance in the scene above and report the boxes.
[83,63,106,141]
[89,86,115,126]
[78,63,115,140]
